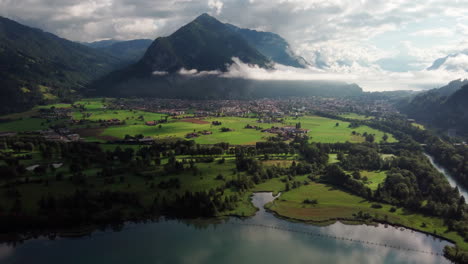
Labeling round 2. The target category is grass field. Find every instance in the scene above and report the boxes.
[338,113,374,120]
[411,123,426,130]
[0,98,397,145]
[266,182,468,249]
[282,116,396,143]
[100,116,281,144]
[253,175,310,195]
[328,154,339,164]
[360,170,387,190]
[0,118,48,132]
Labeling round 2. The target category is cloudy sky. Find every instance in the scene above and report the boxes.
[1,0,468,91]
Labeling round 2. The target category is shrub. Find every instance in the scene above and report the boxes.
[303,198,318,205]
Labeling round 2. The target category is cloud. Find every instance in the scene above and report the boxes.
[439,53,468,71]
[215,57,468,92]
[178,68,221,77]
[208,0,224,15]
[152,70,169,76]
[410,28,454,37]
[1,0,468,90]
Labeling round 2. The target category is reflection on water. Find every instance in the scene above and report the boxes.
[0,193,452,264]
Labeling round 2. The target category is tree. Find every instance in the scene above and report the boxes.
[352,171,361,180]
[383,133,389,142]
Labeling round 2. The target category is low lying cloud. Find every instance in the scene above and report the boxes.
[440,53,468,71]
[176,57,467,92]
[152,71,169,76]
[178,68,221,77]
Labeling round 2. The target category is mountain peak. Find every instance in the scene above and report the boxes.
[140,13,270,73]
[192,13,220,25]
[196,13,214,20]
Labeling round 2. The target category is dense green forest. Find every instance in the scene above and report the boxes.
[0,17,122,114]
[402,80,468,138]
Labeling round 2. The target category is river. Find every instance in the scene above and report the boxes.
[424,153,468,199]
[0,192,452,264]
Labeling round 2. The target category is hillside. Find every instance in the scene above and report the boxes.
[85,39,153,64]
[226,24,309,68]
[139,13,270,73]
[0,16,122,114]
[402,80,468,137]
[92,14,361,99]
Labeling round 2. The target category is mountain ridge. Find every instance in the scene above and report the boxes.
[91,13,361,99]
[402,79,468,137]
[86,39,153,64]
[139,13,271,74]
[225,23,309,68]
[0,16,122,113]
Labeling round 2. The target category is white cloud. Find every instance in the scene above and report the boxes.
[1,0,468,90]
[208,0,224,15]
[410,28,454,37]
[439,53,468,71]
[178,68,221,77]
[152,71,169,76]
[217,57,468,92]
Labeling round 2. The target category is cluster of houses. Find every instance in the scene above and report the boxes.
[145,119,167,126]
[185,130,213,139]
[37,108,72,120]
[262,126,310,140]
[110,98,288,118]
[38,129,81,142]
[244,124,263,130]
[257,117,283,124]
[99,119,123,126]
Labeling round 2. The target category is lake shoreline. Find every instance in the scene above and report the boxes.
[0,191,456,261]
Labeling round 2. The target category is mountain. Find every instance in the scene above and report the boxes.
[402,79,468,137]
[85,39,153,64]
[0,16,122,114]
[83,39,121,49]
[226,24,308,68]
[91,14,361,99]
[139,13,270,73]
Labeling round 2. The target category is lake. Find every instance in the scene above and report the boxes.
[0,192,452,264]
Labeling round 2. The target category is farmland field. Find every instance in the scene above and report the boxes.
[360,170,387,190]
[282,116,396,143]
[0,98,396,145]
[266,182,468,249]
[338,113,374,120]
[99,115,396,145]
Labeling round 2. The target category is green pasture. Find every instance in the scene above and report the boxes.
[266,182,468,249]
[283,116,396,143]
[360,170,387,190]
[411,123,426,130]
[0,98,397,145]
[338,113,374,120]
[0,118,47,132]
[101,116,280,144]
[328,154,339,164]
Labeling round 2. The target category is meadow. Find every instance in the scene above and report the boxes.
[96,115,397,145]
[266,182,468,249]
[338,113,374,120]
[360,170,387,190]
[0,98,397,145]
